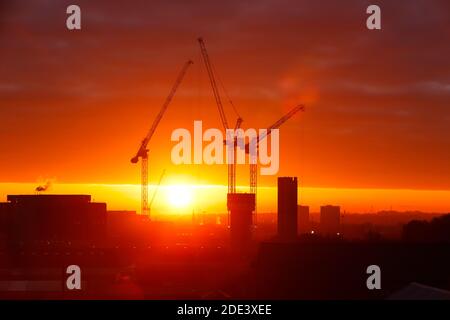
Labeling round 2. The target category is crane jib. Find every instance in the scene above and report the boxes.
[130,60,193,216]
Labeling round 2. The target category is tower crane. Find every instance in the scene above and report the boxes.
[246,104,305,219]
[131,60,193,217]
[198,37,242,194]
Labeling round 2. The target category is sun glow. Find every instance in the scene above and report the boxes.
[165,185,193,208]
[2,183,450,216]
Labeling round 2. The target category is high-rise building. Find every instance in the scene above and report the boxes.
[277,177,298,241]
[297,205,310,234]
[227,193,255,249]
[2,194,107,245]
[320,205,340,235]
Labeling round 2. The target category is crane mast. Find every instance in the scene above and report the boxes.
[198,38,242,194]
[131,60,193,217]
[248,104,305,217]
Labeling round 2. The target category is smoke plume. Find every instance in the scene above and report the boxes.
[35,180,51,192]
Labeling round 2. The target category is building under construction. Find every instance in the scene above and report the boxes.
[227,193,255,249]
[127,38,305,249]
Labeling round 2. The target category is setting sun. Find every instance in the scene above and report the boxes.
[165,185,193,209]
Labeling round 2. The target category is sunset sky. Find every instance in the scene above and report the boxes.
[0,1,449,214]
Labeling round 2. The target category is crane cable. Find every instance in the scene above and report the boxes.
[210,58,242,120]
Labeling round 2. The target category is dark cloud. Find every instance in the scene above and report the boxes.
[0,0,449,188]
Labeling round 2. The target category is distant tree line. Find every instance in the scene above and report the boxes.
[402,214,450,242]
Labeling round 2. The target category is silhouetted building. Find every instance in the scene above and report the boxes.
[0,203,11,247]
[298,205,310,234]
[227,193,255,248]
[2,195,107,246]
[320,205,340,235]
[0,203,11,231]
[277,177,298,241]
[108,210,140,237]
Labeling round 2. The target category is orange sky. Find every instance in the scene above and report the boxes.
[1,183,450,215]
[0,1,449,213]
